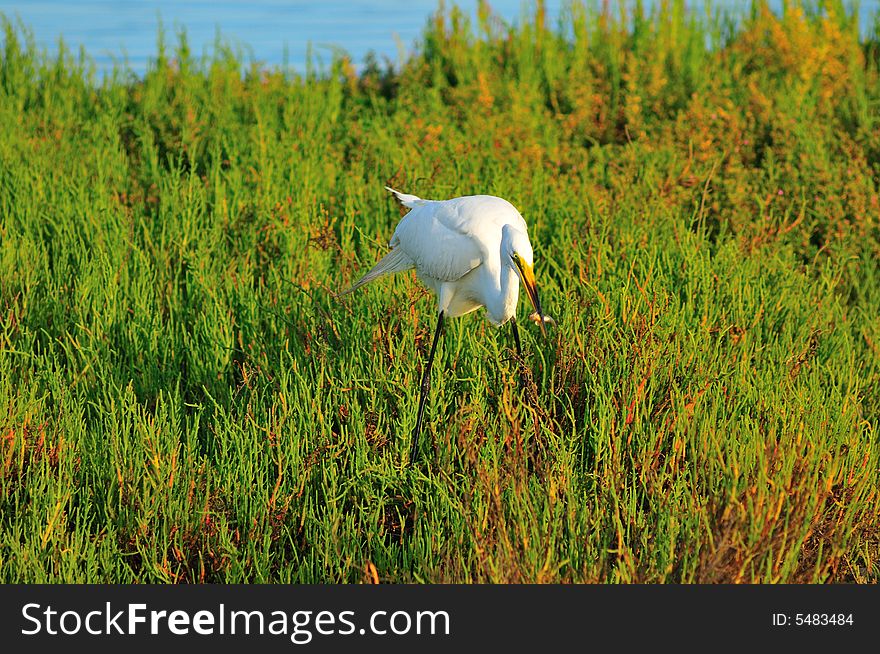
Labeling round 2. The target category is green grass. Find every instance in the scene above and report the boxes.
[1,0,878,583]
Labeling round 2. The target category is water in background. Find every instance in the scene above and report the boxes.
[0,1,877,78]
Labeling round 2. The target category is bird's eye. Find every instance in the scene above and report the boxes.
[511,253,519,263]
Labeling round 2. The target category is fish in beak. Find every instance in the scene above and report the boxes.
[513,256,554,336]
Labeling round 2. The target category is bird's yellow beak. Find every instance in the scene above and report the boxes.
[513,257,547,337]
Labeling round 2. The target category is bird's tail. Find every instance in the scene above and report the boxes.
[385,186,429,209]
[339,247,414,296]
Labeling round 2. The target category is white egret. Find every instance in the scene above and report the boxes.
[342,186,553,463]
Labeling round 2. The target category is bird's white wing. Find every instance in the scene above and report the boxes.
[390,201,485,282]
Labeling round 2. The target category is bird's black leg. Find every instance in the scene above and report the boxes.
[511,317,522,358]
[510,317,526,391]
[411,310,444,464]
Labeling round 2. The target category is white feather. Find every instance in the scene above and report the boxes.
[339,247,413,296]
[385,186,429,209]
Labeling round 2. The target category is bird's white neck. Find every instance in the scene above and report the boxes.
[484,252,519,326]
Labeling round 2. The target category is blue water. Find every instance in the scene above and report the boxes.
[0,1,877,78]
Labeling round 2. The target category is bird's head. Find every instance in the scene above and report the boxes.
[505,228,553,336]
